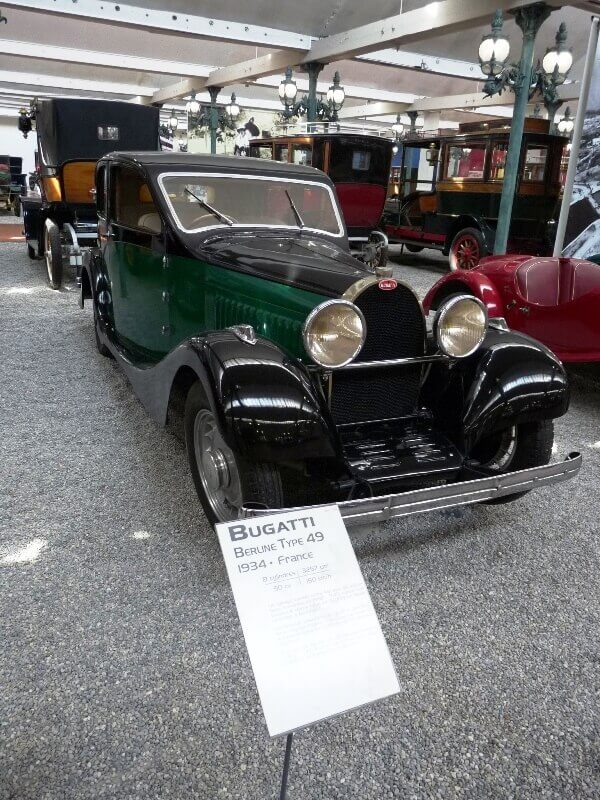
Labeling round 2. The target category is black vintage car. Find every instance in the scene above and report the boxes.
[19,98,159,289]
[80,152,580,526]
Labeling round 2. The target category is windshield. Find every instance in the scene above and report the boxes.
[158,172,344,236]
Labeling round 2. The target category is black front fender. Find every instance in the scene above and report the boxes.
[197,331,340,463]
[461,328,569,449]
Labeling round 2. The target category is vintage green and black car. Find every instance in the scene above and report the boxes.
[80,152,580,526]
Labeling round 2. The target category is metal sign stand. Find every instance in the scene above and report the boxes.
[278,733,294,800]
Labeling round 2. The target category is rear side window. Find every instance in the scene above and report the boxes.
[96,164,106,217]
[110,164,161,233]
[328,138,389,184]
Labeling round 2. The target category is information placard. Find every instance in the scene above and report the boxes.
[216,505,400,737]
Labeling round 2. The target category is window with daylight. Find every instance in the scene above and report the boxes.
[523,145,549,182]
[445,143,487,180]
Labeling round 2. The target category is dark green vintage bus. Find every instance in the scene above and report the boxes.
[383,118,568,271]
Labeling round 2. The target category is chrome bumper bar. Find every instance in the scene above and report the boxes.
[241,453,581,527]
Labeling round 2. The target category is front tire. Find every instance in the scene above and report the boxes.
[449,227,485,272]
[185,382,284,524]
[469,420,554,504]
[93,298,113,358]
[44,221,63,289]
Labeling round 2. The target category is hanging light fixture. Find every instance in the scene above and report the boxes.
[326,71,345,111]
[557,106,575,135]
[478,9,510,77]
[392,144,399,155]
[186,92,200,115]
[226,92,241,120]
[168,112,179,131]
[279,66,298,107]
[542,22,573,84]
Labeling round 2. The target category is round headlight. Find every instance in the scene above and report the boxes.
[434,295,488,358]
[303,300,366,368]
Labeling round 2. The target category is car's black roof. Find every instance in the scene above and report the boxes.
[102,151,323,177]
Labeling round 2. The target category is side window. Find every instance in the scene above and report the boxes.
[110,165,161,234]
[292,144,312,166]
[96,164,106,218]
[274,143,289,162]
[249,145,274,159]
[523,144,548,182]
[489,143,508,181]
[312,139,326,171]
[444,143,487,180]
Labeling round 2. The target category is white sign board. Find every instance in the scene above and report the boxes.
[216,505,400,737]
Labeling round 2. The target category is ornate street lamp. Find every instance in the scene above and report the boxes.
[391,114,404,139]
[278,65,344,124]
[168,112,179,131]
[477,6,573,255]
[326,71,345,121]
[557,106,575,135]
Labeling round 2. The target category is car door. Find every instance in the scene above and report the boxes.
[102,163,168,362]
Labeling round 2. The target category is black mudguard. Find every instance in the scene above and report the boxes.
[424,328,569,451]
[195,332,340,463]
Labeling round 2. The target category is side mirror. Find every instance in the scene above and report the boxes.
[361,231,392,277]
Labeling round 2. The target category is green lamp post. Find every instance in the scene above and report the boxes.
[479,4,572,255]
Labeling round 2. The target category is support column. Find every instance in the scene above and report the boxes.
[208,86,220,155]
[494,2,551,254]
[304,62,324,126]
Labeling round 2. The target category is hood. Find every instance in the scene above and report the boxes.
[184,231,368,297]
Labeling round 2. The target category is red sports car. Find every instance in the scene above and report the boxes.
[423,255,600,363]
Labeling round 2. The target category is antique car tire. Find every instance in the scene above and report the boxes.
[93,301,113,358]
[184,382,284,524]
[44,222,63,290]
[470,420,554,504]
[405,244,424,253]
[449,227,485,272]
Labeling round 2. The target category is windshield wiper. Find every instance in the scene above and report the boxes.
[185,187,235,226]
[285,189,305,229]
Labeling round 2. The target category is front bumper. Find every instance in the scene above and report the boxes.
[241,452,581,527]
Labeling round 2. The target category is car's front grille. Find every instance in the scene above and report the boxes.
[330,281,426,424]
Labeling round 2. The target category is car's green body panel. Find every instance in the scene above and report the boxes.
[107,240,328,363]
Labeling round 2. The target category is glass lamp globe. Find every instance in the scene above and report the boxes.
[326,72,345,110]
[542,48,573,83]
[186,94,200,115]
[279,67,298,105]
[557,108,575,135]
[226,93,240,120]
[392,119,404,136]
[478,34,510,76]
[168,114,178,131]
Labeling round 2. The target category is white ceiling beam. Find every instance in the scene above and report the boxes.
[152,79,207,107]
[337,101,412,119]
[204,51,306,90]
[406,82,578,113]
[357,49,481,80]
[1,0,311,50]
[0,69,156,97]
[0,39,214,79]
[305,0,563,63]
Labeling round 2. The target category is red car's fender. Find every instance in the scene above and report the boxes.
[422,269,504,317]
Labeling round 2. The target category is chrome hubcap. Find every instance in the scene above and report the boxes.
[44,228,53,281]
[194,408,242,522]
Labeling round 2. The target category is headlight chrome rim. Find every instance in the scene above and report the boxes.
[434,294,488,359]
[303,299,367,368]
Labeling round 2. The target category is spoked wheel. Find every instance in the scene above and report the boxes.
[185,383,283,524]
[468,420,554,504]
[449,227,485,271]
[44,221,63,289]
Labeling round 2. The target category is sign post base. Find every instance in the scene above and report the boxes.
[278,733,294,800]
